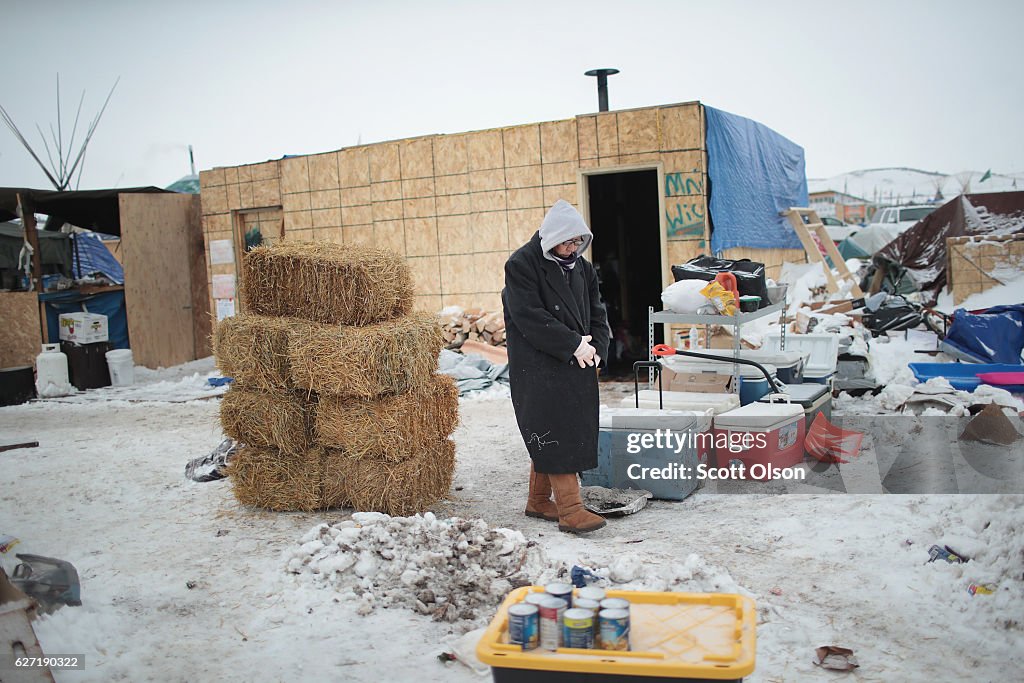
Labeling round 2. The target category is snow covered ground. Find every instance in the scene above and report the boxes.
[2,361,1022,682]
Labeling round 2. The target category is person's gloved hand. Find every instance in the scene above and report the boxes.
[574,335,597,368]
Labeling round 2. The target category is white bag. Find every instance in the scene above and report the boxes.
[661,279,708,313]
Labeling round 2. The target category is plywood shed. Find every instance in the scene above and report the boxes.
[948,233,1024,305]
[215,241,458,513]
[199,102,804,322]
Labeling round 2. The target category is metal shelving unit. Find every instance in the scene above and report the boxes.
[647,302,786,392]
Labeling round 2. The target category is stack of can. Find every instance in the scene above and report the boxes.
[507,583,630,652]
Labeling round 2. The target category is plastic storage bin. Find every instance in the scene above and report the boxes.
[764,333,838,384]
[584,408,709,501]
[908,362,1024,392]
[712,403,806,477]
[477,586,756,683]
[60,341,112,390]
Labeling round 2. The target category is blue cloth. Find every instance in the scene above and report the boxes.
[39,289,129,349]
[705,106,808,252]
[944,304,1024,364]
[72,232,124,284]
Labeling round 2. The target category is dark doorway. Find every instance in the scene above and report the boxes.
[586,170,663,378]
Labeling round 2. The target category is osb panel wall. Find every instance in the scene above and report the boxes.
[0,292,42,368]
[948,233,1024,305]
[199,103,708,317]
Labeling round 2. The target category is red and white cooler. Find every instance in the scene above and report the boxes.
[712,402,806,479]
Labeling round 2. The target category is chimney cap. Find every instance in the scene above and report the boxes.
[584,68,620,77]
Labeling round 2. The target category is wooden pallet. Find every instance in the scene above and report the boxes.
[783,207,864,297]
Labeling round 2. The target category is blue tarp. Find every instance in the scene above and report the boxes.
[39,289,129,349]
[943,304,1024,364]
[72,232,124,284]
[705,106,808,253]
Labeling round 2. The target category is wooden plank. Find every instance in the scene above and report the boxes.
[18,195,43,292]
[186,195,212,359]
[120,193,200,369]
[0,441,38,453]
[0,292,42,367]
[810,223,865,297]
[784,209,841,293]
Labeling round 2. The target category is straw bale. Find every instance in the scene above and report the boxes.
[227,445,331,512]
[330,438,456,516]
[289,313,443,398]
[315,374,458,460]
[240,242,414,325]
[213,314,314,391]
[220,386,315,454]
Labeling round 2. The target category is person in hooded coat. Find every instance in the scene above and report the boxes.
[502,200,611,534]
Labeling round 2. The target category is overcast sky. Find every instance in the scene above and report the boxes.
[2,0,1021,190]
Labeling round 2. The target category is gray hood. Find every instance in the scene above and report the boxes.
[538,200,592,263]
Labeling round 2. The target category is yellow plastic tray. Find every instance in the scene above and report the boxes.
[477,586,756,680]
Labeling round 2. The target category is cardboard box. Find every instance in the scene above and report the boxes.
[58,312,109,344]
[662,366,734,393]
[0,568,54,682]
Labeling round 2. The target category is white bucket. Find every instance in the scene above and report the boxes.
[105,349,135,387]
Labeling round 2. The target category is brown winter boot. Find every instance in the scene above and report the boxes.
[549,473,607,534]
[525,463,559,521]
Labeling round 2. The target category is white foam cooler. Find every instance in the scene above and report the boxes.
[712,402,806,479]
[585,407,712,500]
[764,333,839,385]
[624,389,739,415]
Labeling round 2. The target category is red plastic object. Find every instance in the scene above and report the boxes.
[976,371,1024,386]
[714,272,740,307]
[804,412,864,464]
[652,344,676,357]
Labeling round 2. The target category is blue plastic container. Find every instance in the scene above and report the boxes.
[584,409,709,500]
[908,362,1024,392]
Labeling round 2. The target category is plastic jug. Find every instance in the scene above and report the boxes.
[35,344,72,398]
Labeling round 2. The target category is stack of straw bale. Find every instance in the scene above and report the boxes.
[214,242,458,514]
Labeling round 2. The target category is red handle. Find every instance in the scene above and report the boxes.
[652,344,677,357]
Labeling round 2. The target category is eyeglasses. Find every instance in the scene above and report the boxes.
[559,237,585,247]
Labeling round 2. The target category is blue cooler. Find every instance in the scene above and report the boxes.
[585,407,710,500]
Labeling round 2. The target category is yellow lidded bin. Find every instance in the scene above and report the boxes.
[477,586,756,682]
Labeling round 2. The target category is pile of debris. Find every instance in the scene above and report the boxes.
[438,308,506,350]
[213,242,459,514]
[285,512,547,625]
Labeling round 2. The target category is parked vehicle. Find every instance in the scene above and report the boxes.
[820,215,857,242]
[848,204,938,254]
[866,204,937,232]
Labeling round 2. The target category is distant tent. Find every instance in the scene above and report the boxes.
[166,174,199,194]
[873,192,1024,305]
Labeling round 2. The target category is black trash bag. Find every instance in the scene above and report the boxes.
[186,438,238,482]
[863,294,923,335]
[671,256,770,308]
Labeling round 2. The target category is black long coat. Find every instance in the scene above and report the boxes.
[501,233,611,474]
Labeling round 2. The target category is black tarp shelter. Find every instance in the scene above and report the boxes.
[873,191,1024,305]
[0,187,168,236]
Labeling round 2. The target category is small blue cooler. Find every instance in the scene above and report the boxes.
[584,407,711,500]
